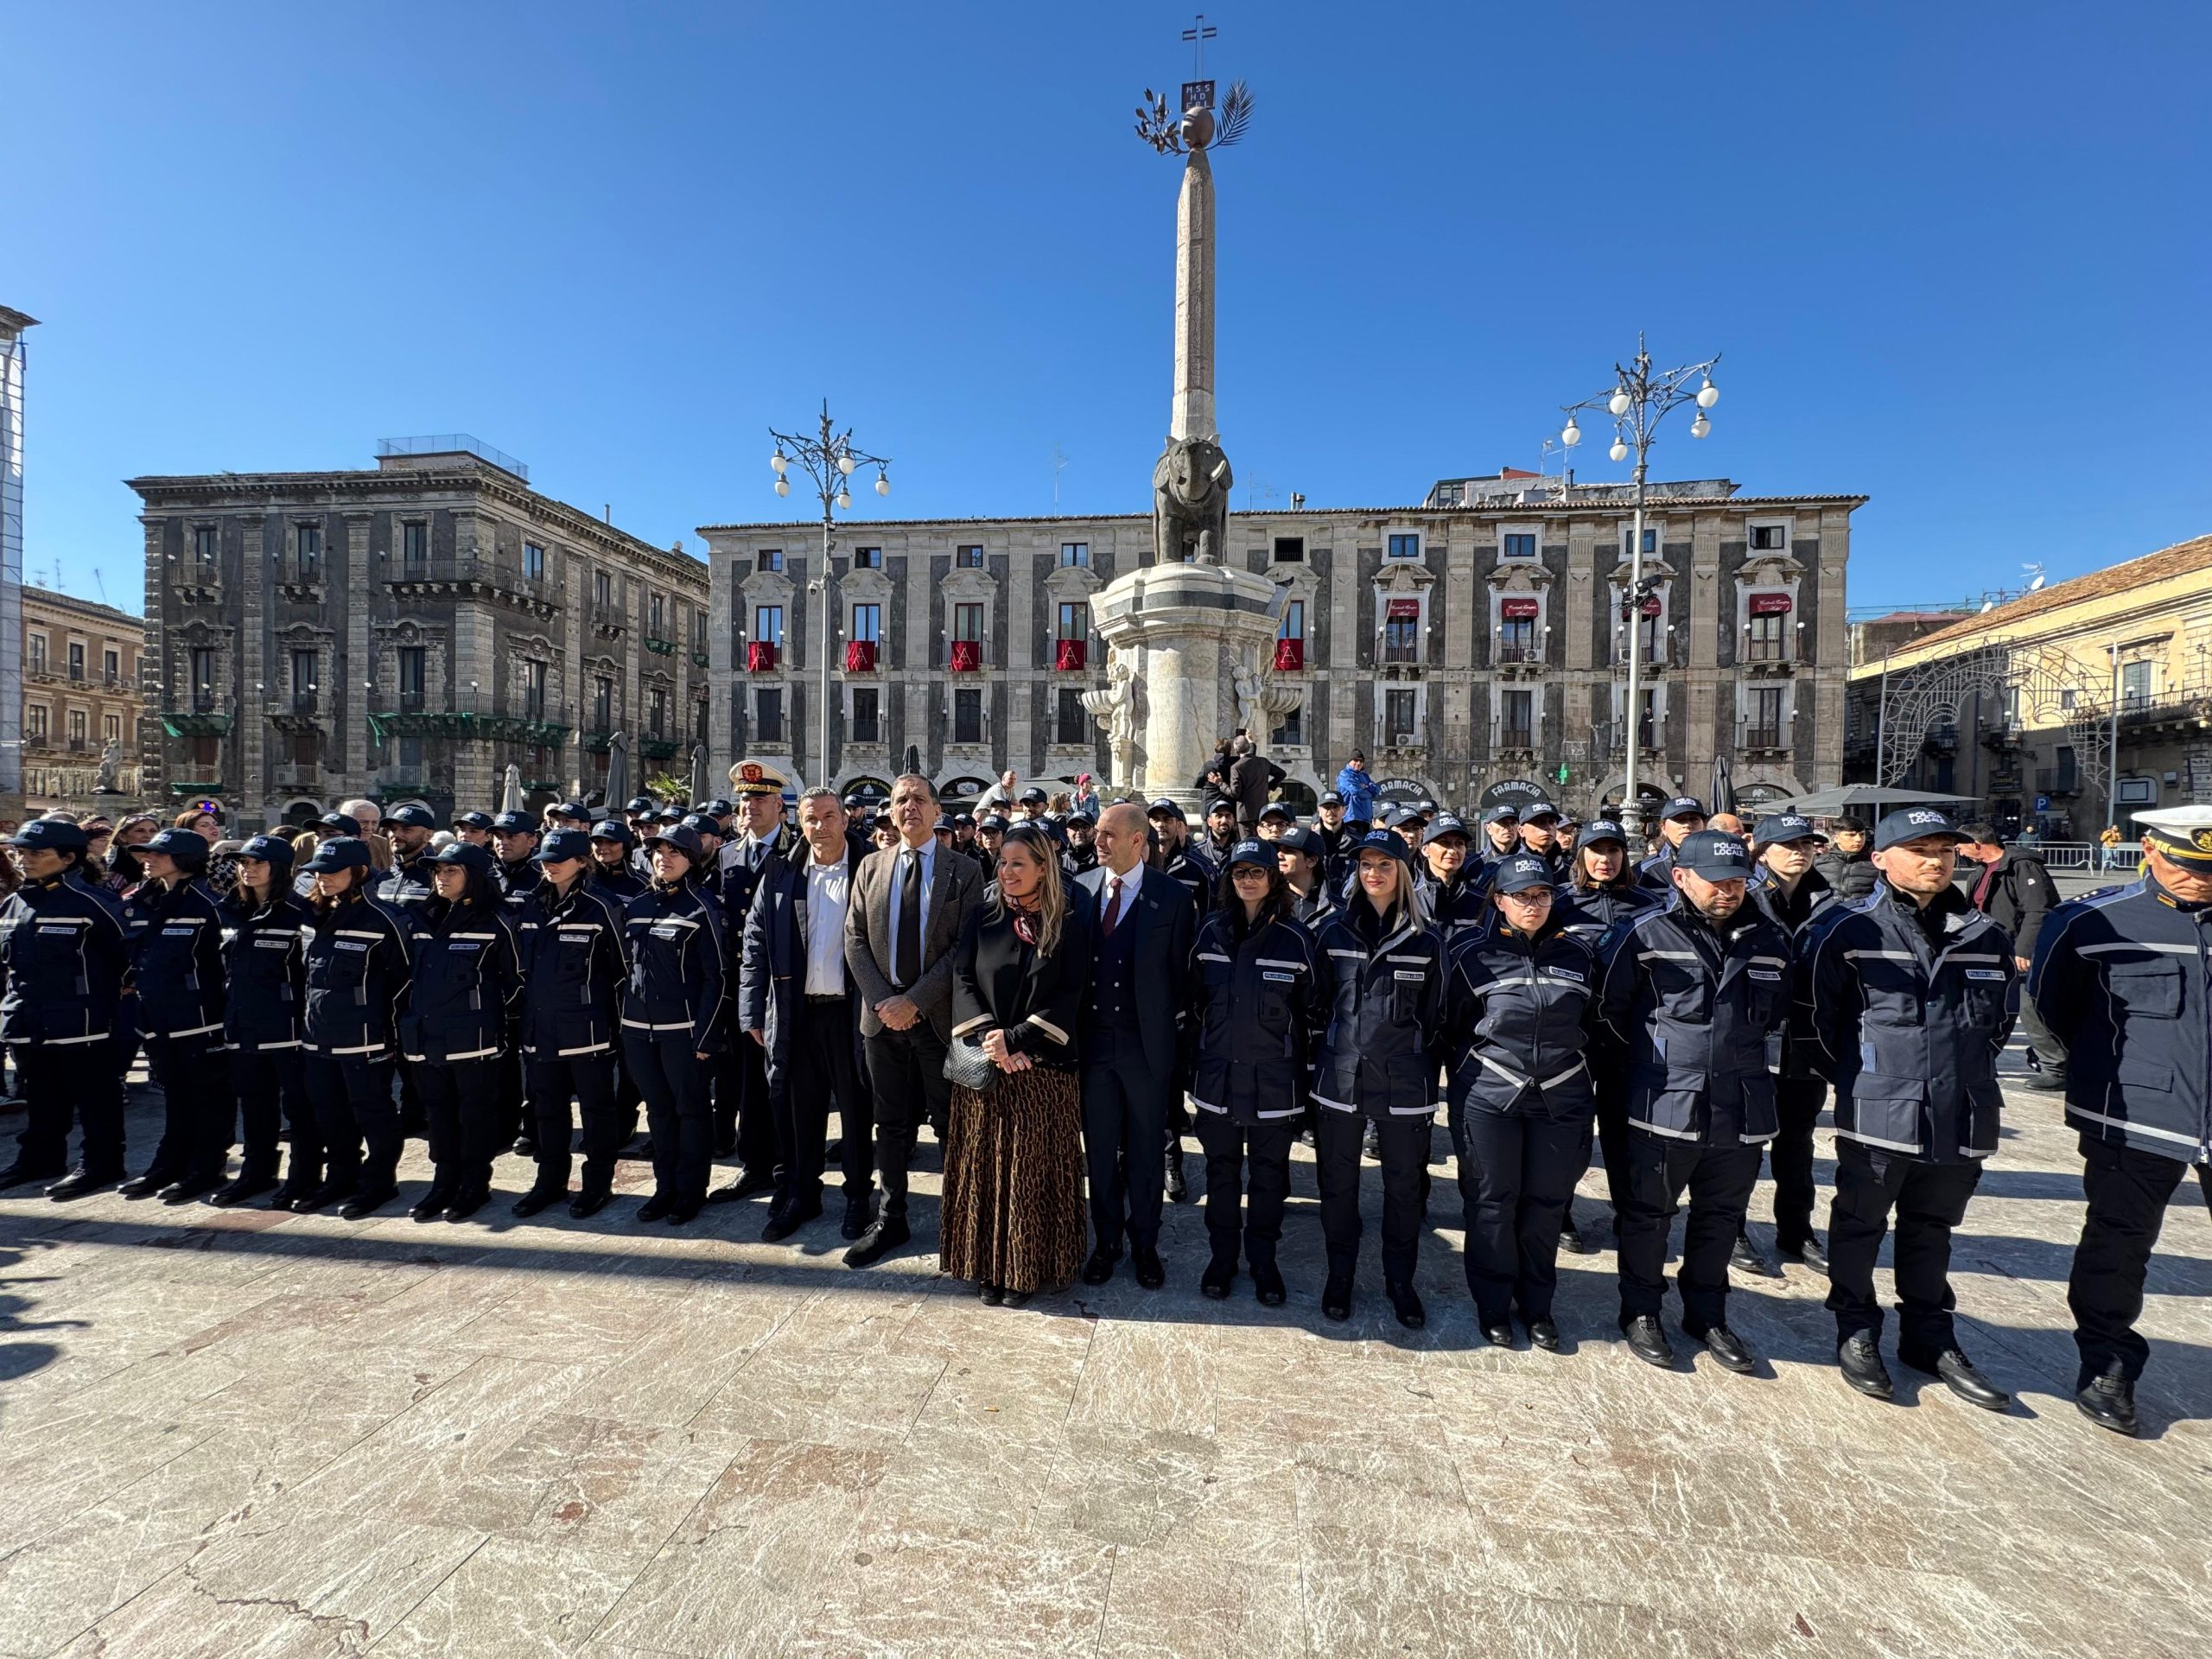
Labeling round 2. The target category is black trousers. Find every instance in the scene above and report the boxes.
[862,1023,946,1220]
[229,1045,305,1184]
[1617,1137,1760,1331]
[778,997,867,1205]
[623,1031,712,1203]
[524,1050,631,1196]
[1595,1087,1632,1214]
[2069,1133,2212,1385]
[1081,1051,1174,1253]
[1315,1109,1429,1286]
[1451,1106,1593,1325]
[1825,1141,1981,1353]
[9,1039,129,1177]
[1192,1113,1293,1264]
[1751,1076,1828,1248]
[415,1056,504,1193]
[144,1031,231,1180]
[306,1052,401,1193]
[717,1039,779,1174]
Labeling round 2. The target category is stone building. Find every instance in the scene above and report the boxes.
[129,438,710,827]
[1,303,36,817]
[20,586,148,812]
[1845,532,2212,840]
[701,472,1861,814]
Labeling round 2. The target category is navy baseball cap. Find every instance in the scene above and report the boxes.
[1577,820,1629,849]
[1491,853,1558,895]
[1873,807,1968,853]
[301,836,372,874]
[1351,829,1413,868]
[977,813,1010,833]
[642,823,703,861]
[453,810,493,832]
[317,811,362,836]
[1020,786,1050,805]
[427,841,496,876]
[1481,804,1521,827]
[1661,797,1707,823]
[236,833,296,870]
[1375,803,1402,829]
[1279,825,1325,861]
[588,817,634,847]
[550,798,591,822]
[385,804,436,830]
[9,819,87,855]
[1205,797,1237,817]
[1318,791,1344,808]
[491,811,537,835]
[1147,798,1185,822]
[1258,801,1296,823]
[1675,830,1754,880]
[537,828,594,864]
[953,812,976,828]
[680,812,721,838]
[1752,812,1827,850]
[140,827,211,869]
[624,796,657,815]
[701,798,736,818]
[932,814,957,833]
[1421,813,1472,847]
[1224,839,1275,873]
[1519,801,1561,825]
[1065,808,1095,828]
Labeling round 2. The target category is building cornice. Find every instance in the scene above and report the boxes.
[21,588,144,631]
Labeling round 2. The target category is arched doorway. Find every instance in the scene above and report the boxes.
[1370,773,1439,807]
[281,798,322,829]
[1477,776,1550,812]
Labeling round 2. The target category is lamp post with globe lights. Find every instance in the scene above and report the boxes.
[767,401,893,789]
[1557,337,1721,821]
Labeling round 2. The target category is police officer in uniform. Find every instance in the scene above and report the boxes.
[622,822,728,1224]
[1477,804,1522,868]
[711,761,792,1198]
[1313,791,1354,886]
[1636,797,1708,891]
[1146,798,1216,918]
[1278,825,1337,931]
[511,827,632,1218]
[220,833,316,1209]
[1596,830,1791,1373]
[451,810,494,850]
[118,827,232,1203]
[2031,804,2212,1434]
[379,804,439,909]
[1062,808,1098,876]
[0,819,133,1198]
[588,818,646,902]
[1414,813,1486,941]
[1516,802,1571,880]
[491,811,545,902]
[1801,808,2015,1411]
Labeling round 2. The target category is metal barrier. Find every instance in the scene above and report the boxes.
[2030,840,2141,872]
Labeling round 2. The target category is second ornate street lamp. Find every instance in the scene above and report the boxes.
[768,401,893,791]
[1559,335,1721,821]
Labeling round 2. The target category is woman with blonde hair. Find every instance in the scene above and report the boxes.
[943,823,1094,1303]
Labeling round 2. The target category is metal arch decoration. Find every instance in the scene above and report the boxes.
[1875,640,2111,795]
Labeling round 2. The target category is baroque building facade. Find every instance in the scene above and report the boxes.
[702,474,1860,813]
[21,585,147,811]
[130,439,710,826]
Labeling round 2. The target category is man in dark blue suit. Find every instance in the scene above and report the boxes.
[1075,801,1198,1288]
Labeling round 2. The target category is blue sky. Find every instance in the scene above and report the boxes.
[8,2,2208,613]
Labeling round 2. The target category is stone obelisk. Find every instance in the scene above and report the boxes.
[1090,74,1295,807]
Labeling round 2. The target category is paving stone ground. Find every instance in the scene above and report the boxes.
[1,1044,2207,1657]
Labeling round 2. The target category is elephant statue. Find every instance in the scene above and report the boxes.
[1151,435,1234,565]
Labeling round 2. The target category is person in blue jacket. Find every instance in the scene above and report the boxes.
[2030,804,2212,1436]
[0,819,133,1198]
[219,834,315,1209]
[622,823,728,1224]
[297,836,414,1219]
[399,842,524,1223]
[1310,830,1444,1329]
[118,827,232,1204]
[1443,854,1601,1350]
[1332,750,1380,827]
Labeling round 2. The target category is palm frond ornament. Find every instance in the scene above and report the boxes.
[1134,79,1255,156]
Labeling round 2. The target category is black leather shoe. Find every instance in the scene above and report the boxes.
[1528,1319,1562,1352]
[443,1186,491,1223]
[2076,1372,2139,1436]
[2021,1070,2068,1092]
[1904,1347,2012,1413]
[1322,1269,1353,1322]
[511,1134,537,1158]
[664,1197,702,1226]
[268,1182,315,1211]
[296,1179,354,1213]
[841,1192,874,1240]
[1778,1234,1829,1274]
[1250,1260,1287,1306]
[1481,1321,1515,1348]
[637,1192,675,1223]
[510,1187,564,1218]
[980,1282,1005,1306]
[210,1173,276,1208]
[47,1167,116,1202]
[842,1213,910,1267]
[1838,1332,1893,1400]
[0,1160,64,1191]
[1623,1315,1675,1369]
[1386,1281,1426,1330]
[707,1166,777,1204]
[410,1185,456,1224]
[1165,1147,1188,1205]
[1556,1209,1598,1255]
[1132,1245,1166,1289]
[159,1171,223,1205]
[824,1137,842,1161]
[1730,1232,1780,1278]
[1199,1254,1236,1299]
[118,1169,176,1200]
[1694,1324,1757,1374]
[569,1188,612,1220]
[340,1185,396,1220]
[1079,1249,1121,1286]
[1002,1288,1033,1308]
[761,1197,821,1243]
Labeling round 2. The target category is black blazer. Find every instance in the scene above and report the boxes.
[1074,864,1196,1078]
[950,899,1094,1071]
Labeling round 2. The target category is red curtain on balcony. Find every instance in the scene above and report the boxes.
[1274,637,1304,671]
[949,639,982,673]
[1054,639,1086,671]
[845,639,878,672]
[747,641,778,672]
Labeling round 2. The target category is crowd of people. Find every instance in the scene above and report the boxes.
[0,761,2206,1440]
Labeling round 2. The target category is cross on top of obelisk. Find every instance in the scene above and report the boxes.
[1179,16,1218,118]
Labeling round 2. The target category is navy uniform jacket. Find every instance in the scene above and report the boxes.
[122,875,228,1041]
[1160,843,1217,918]
[1799,882,2016,1162]
[1554,880,1659,947]
[1189,909,1319,1124]
[2030,876,2211,1166]
[717,826,792,935]
[1595,896,1793,1146]
[1311,904,1445,1121]
[1634,845,1679,893]
[1746,866,1839,1080]
[737,834,868,1084]
[399,899,524,1064]
[301,892,414,1058]
[512,879,628,1061]
[1414,870,1487,944]
[497,857,543,912]
[219,889,310,1052]
[379,851,437,913]
[621,880,728,1053]
[590,861,646,904]
[0,871,132,1046]
[1442,916,1599,1120]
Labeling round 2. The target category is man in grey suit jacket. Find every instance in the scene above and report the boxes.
[842,772,985,1267]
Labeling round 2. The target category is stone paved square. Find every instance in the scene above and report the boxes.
[1,1052,2207,1657]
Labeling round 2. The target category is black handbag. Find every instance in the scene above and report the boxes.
[943,1033,1001,1095]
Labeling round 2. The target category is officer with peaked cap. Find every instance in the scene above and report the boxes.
[2031,804,2212,1433]
[709,758,792,1199]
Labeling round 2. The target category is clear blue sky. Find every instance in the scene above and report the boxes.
[8,2,2208,613]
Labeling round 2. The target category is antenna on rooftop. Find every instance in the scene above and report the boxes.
[1052,443,1069,508]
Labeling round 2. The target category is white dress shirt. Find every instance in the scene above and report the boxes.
[883,838,937,977]
[1098,859,1144,931]
[804,852,849,995]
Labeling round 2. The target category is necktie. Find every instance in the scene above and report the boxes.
[895,849,923,988]
[1100,875,1122,940]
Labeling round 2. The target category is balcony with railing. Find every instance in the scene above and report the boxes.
[382,556,562,620]
[268,692,324,734]
[1738,721,1791,755]
[275,557,324,600]
[1491,722,1537,759]
[365,689,574,749]
[588,599,629,639]
[2115,669,2212,729]
[949,639,983,673]
[171,563,223,605]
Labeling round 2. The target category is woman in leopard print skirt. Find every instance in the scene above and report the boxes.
[943,824,1093,1304]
